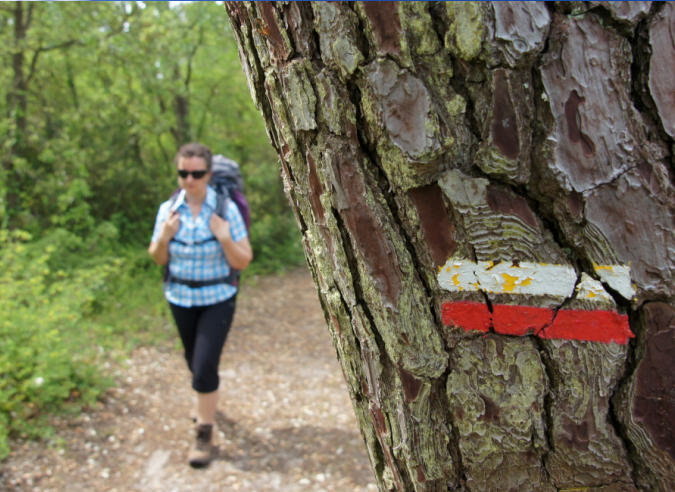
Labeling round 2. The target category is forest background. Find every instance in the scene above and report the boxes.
[0,1,304,458]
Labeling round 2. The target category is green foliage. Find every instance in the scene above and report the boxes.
[0,230,118,458]
[0,1,304,455]
[0,228,180,458]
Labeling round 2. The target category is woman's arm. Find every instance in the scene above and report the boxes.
[218,235,253,270]
[209,214,253,270]
[148,238,171,266]
[148,211,181,265]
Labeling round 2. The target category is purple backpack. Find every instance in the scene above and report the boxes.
[209,155,250,232]
[165,155,250,287]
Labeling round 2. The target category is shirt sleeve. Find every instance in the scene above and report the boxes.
[151,201,171,243]
[225,200,248,243]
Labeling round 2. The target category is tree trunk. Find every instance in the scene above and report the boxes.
[224,2,675,491]
[10,1,29,149]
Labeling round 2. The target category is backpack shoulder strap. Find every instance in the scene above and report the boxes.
[214,188,230,220]
[167,190,182,214]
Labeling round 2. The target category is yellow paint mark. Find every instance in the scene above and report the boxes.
[593,263,613,271]
[586,291,596,298]
[501,273,519,293]
[439,265,443,273]
[520,277,532,287]
[452,274,460,286]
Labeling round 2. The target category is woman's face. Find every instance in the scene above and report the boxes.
[177,156,211,195]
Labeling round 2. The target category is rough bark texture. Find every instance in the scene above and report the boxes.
[224,2,675,491]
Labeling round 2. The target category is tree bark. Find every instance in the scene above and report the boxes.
[224,2,675,491]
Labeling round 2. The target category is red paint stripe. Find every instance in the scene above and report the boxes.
[492,304,553,337]
[540,309,634,344]
[441,301,634,344]
[441,301,491,333]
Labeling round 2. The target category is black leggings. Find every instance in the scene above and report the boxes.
[169,296,236,393]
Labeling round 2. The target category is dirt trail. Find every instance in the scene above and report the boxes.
[1,269,375,492]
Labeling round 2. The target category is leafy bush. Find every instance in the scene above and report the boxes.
[0,230,121,458]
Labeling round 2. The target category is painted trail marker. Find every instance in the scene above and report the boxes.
[438,260,635,344]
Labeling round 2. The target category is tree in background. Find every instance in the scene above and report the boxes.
[0,1,301,270]
[225,2,675,491]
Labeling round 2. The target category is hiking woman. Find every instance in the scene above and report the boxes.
[148,142,252,467]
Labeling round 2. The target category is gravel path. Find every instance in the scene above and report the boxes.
[1,268,375,492]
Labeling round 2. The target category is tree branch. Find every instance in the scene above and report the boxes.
[24,3,35,31]
[184,26,204,88]
[25,39,80,87]
[196,83,219,140]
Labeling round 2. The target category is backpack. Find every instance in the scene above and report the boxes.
[164,154,250,287]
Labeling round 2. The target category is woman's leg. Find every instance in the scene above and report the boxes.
[191,296,237,424]
[168,302,202,373]
[196,390,219,425]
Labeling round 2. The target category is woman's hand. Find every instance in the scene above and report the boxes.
[149,211,180,266]
[159,211,181,243]
[209,213,231,242]
[210,212,252,270]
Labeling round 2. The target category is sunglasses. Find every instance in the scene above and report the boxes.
[177,170,208,179]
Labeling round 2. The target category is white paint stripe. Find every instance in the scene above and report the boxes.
[438,260,577,298]
[576,273,613,302]
[438,259,635,301]
[593,264,636,300]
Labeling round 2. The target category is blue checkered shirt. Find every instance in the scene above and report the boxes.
[151,186,248,307]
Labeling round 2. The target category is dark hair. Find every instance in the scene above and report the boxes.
[174,142,212,171]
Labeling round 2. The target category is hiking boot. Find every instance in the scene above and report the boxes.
[188,424,214,468]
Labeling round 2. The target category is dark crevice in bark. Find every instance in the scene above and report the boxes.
[310,24,322,64]
[628,2,675,184]
[428,2,449,49]
[543,2,557,17]
[330,206,396,487]
[608,387,641,488]
[236,5,281,158]
[282,153,308,234]
[447,61,484,142]
[272,2,297,57]
[586,4,643,36]
[438,359,467,490]
[331,205,389,372]
[345,1,374,67]
[530,334,558,486]
[480,291,494,316]
[608,301,655,489]
[317,279,390,487]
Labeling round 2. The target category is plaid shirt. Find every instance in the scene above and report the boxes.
[151,186,248,307]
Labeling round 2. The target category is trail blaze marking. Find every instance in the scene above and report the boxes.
[437,260,578,298]
[592,263,636,300]
[438,259,635,344]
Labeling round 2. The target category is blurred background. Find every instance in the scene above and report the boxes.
[0,1,305,457]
